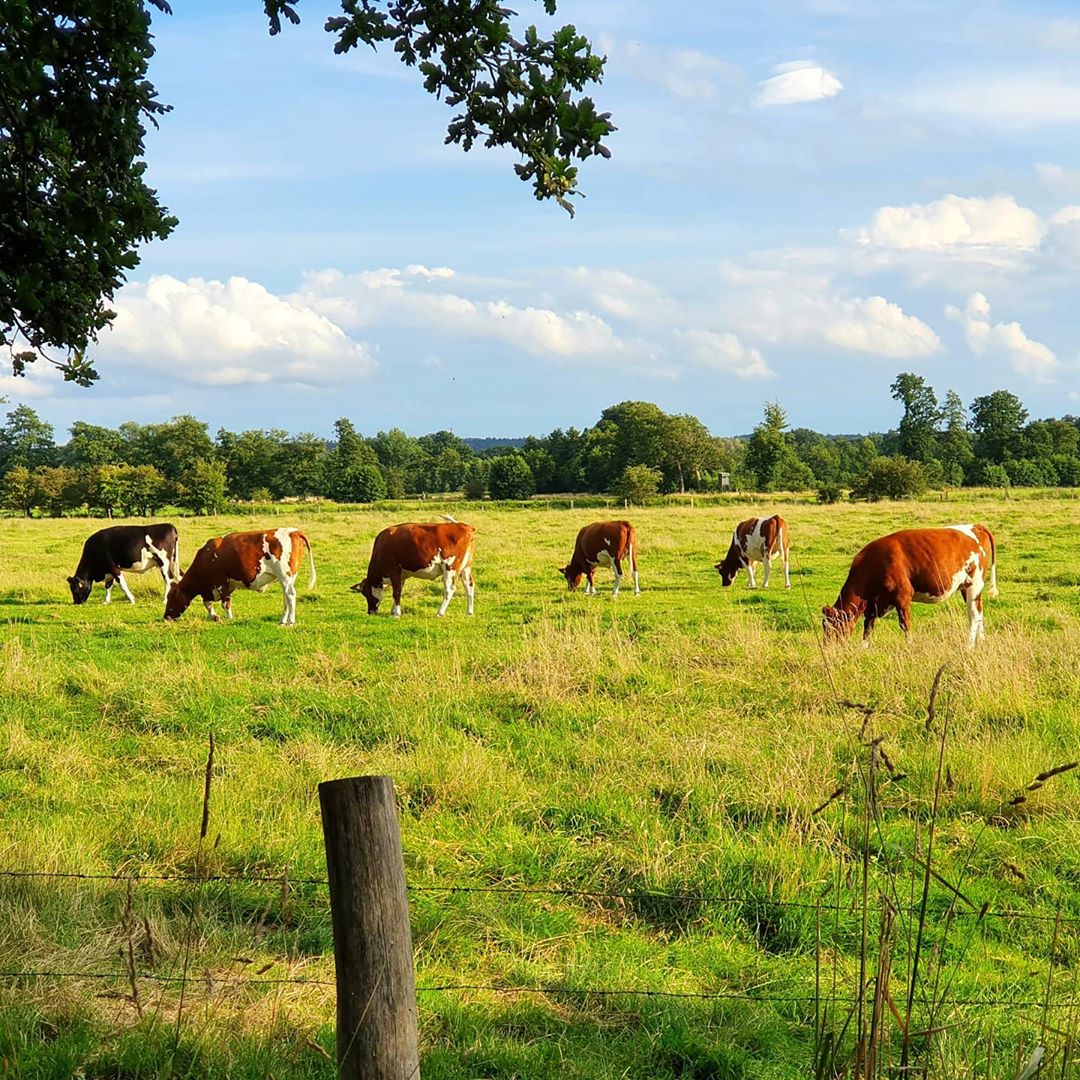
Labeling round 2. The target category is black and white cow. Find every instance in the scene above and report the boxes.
[68,524,181,605]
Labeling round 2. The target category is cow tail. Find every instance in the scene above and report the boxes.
[983,524,998,598]
[296,530,316,589]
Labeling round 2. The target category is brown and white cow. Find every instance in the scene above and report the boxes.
[164,528,315,625]
[559,520,640,597]
[350,518,475,617]
[714,514,790,589]
[822,524,997,648]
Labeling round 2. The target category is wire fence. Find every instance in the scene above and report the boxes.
[1,863,1079,1011]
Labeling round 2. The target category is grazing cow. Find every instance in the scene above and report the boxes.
[68,524,180,605]
[351,519,476,617]
[714,514,791,589]
[822,524,997,648]
[559,520,640,597]
[164,528,315,625]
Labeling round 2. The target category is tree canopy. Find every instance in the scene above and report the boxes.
[3,374,1079,516]
[0,0,176,385]
[2,1,612,383]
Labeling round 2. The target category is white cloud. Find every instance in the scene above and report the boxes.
[0,374,54,398]
[102,275,375,387]
[295,267,630,362]
[754,61,843,107]
[725,275,942,360]
[600,37,737,101]
[563,267,678,323]
[945,293,1057,380]
[1024,18,1080,51]
[904,75,1080,127]
[405,264,454,280]
[675,329,774,379]
[855,194,1043,251]
[824,296,942,357]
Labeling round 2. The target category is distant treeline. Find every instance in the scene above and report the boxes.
[0,374,1075,515]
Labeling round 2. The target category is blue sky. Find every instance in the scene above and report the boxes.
[8,0,1080,438]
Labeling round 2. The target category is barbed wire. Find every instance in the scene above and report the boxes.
[0,968,1076,1013]
[1,867,1077,926]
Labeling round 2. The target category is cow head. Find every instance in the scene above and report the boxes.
[714,551,743,587]
[163,584,193,621]
[558,565,583,591]
[821,604,856,640]
[351,577,382,614]
[67,575,92,605]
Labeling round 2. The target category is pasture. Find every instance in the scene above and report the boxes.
[2,496,1080,1078]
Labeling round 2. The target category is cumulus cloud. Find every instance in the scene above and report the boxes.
[729,278,942,360]
[823,296,942,357]
[0,373,54,398]
[295,267,630,362]
[563,267,679,323]
[856,194,1043,251]
[945,293,1057,380]
[754,61,843,107]
[101,275,375,387]
[675,329,774,379]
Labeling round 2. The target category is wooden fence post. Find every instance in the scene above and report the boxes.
[319,776,420,1080]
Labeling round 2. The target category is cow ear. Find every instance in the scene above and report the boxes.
[822,605,832,616]
[67,576,75,585]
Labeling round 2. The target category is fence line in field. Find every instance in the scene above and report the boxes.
[1,865,1078,925]
[0,962,1077,1014]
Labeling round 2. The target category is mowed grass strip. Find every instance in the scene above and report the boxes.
[1,498,1080,1078]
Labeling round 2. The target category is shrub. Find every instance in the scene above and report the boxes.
[850,455,928,501]
[1006,457,1053,487]
[462,460,488,500]
[488,454,535,500]
[1051,454,1080,486]
[1,466,36,516]
[816,483,844,504]
[982,463,1011,490]
[339,464,386,503]
[177,460,228,515]
[90,464,169,517]
[613,464,662,506]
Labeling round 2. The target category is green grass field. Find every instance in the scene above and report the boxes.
[2,495,1080,1078]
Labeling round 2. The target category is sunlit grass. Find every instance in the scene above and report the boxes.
[1,496,1079,1077]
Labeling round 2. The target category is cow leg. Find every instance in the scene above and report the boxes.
[896,596,913,641]
[611,556,623,597]
[964,589,984,648]
[390,570,404,617]
[222,591,234,621]
[746,562,757,589]
[585,568,596,596]
[862,601,878,647]
[437,567,456,616]
[203,597,220,622]
[762,551,772,588]
[103,575,114,604]
[462,566,475,615]
[280,576,298,625]
[116,573,136,605]
[782,536,791,589]
[155,551,173,598]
